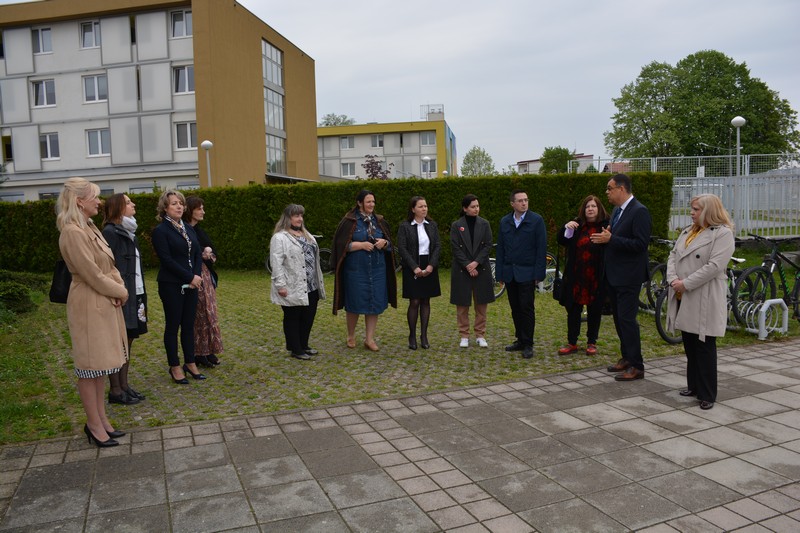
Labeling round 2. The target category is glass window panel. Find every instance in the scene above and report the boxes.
[98,75,108,100]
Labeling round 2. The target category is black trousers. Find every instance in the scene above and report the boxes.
[566,299,603,345]
[682,331,717,402]
[506,280,536,347]
[282,289,320,355]
[158,282,198,367]
[608,282,644,370]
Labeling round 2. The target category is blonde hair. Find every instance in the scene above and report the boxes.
[56,177,100,231]
[155,189,186,221]
[692,194,734,230]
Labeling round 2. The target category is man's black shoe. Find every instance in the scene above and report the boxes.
[505,341,524,352]
[522,346,534,359]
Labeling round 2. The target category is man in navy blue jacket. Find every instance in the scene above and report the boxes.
[496,190,547,358]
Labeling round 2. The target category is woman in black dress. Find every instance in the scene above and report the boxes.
[397,196,441,349]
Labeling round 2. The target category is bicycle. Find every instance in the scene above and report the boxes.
[265,234,333,275]
[639,238,675,311]
[654,255,746,345]
[730,233,800,325]
[488,249,558,299]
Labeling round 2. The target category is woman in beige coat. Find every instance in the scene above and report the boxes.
[57,178,129,447]
[666,194,735,410]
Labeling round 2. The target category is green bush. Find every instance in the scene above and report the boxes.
[0,172,673,272]
[0,281,35,314]
[0,270,50,292]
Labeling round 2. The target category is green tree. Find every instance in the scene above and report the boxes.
[539,146,575,174]
[604,50,800,158]
[361,155,393,180]
[318,113,356,126]
[460,146,496,177]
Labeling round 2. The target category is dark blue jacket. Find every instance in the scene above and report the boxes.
[496,210,547,283]
[604,197,651,286]
[151,219,202,284]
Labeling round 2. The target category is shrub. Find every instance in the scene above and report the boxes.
[0,281,35,314]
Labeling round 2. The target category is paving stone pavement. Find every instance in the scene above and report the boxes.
[1,339,800,532]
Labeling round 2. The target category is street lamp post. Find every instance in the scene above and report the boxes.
[422,156,431,178]
[731,116,746,225]
[200,140,213,188]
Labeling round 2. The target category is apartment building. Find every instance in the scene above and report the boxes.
[317,106,457,180]
[0,0,318,202]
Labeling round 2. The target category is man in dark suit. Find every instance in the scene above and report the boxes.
[496,189,547,359]
[590,174,651,380]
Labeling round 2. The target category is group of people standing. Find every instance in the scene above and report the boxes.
[56,179,224,447]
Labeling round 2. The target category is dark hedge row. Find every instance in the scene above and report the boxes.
[0,172,673,273]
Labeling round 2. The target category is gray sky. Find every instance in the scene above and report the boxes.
[242,0,800,171]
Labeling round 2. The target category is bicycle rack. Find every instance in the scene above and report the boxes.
[735,298,790,340]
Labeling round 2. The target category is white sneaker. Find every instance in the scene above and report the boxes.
[459,338,469,348]
[476,337,488,348]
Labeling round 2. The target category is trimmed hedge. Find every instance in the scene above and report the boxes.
[0,172,672,272]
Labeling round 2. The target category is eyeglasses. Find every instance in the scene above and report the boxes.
[606,185,621,191]
[514,198,529,203]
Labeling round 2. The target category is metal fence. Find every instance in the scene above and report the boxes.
[573,154,800,238]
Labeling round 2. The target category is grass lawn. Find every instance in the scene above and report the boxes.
[1,268,797,444]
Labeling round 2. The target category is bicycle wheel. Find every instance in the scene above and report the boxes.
[646,263,668,308]
[791,281,800,323]
[654,290,681,345]
[542,252,558,291]
[731,266,776,325]
[318,248,333,274]
[490,258,505,298]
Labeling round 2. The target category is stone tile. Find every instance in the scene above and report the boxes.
[643,436,729,468]
[167,464,241,502]
[94,451,163,483]
[89,475,165,513]
[260,511,350,532]
[447,446,530,481]
[725,497,781,521]
[339,497,439,533]
[481,513,534,532]
[564,403,634,425]
[27,453,63,467]
[351,431,384,445]
[752,489,800,513]
[519,497,625,533]
[644,410,719,434]
[13,461,92,498]
[391,436,425,451]
[446,484,491,504]
[429,504,476,529]
[687,426,771,455]
[284,426,356,453]
[85,504,170,532]
[721,396,790,416]
[194,432,225,445]
[492,396,555,417]
[164,442,229,474]
[418,427,492,456]
[606,396,674,416]
[641,470,742,512]
[539,458,629,495]
[226,435,293,464]
[319,469,405,508]
[503,436,584,468]
[236,455,312,490]
[767,410,800,430]
[519,411,592,435]
[759,515,800,532]
[2,488,89,528]
[394,411,463,435]
[746,372,800,389]
[0,446,34,460]
[372,451,407,467]
[429,469,473,488]
[479,470,572,512]
[738,445,800,479]
[415,457,453,475]
[584,483,687,531]
[664,514,723,533]
[171,491,255,533]
[690,402,758,425]
[384,462,424,480]
[730,418,800,444]
[411,489,458,512]
[361,441,396,455]
[722,376,780,396]
[301,445,377,478]
[470,419,545,445]
[380,427,413,440]
[534,389,597,410]
[553,427,633,456]
[397,475,440,495]
[248,480,333,522]
[601,418,679,445]
[692,457,791,495]
[595,447,683,481]
[463,498,510,521]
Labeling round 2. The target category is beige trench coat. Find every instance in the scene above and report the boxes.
[666,225,735,341]
[269,230,326,306]
[59,222,128,372]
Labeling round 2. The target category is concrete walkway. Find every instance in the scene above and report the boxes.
[1,339,800,532]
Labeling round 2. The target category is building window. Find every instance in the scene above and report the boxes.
[40,133,59,159]
[32,79,56,107]
[267,134,286,175]
[87,129,111,156]
[371,134,383,148]
[32,28,52,54]
[173,66,194,93]
[340,136,355,150]
[262,40,283,88]
[80,21,101,48]
[421,131,436,146]
[264,88,285,131]
[422,157,437,174]
[171,10,192,38]
[175,122,197,149]
[83,75,108,102]
[341,162,356,177]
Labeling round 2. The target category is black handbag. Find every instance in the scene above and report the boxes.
[552,247,563,302]
[49,260,72,304]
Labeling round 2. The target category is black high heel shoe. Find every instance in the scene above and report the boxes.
[183,364,207,380]
[107,429,125,438]
[195,355,214,368]
[207,354,221,365]
[408,335,418,350]
[169,368,189,385]
[420,335,430,349]
[83,425,119,448]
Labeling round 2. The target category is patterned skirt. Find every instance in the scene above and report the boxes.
[195,263,224,356]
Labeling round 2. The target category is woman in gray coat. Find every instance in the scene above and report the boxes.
[270,204,326,360]
[450,194,495,348]
[666,194,735,410]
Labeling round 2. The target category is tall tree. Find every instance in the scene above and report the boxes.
[604,50,799,158]
[460,146,496,177]
[318,113,356,126]
[539,146,576,174]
